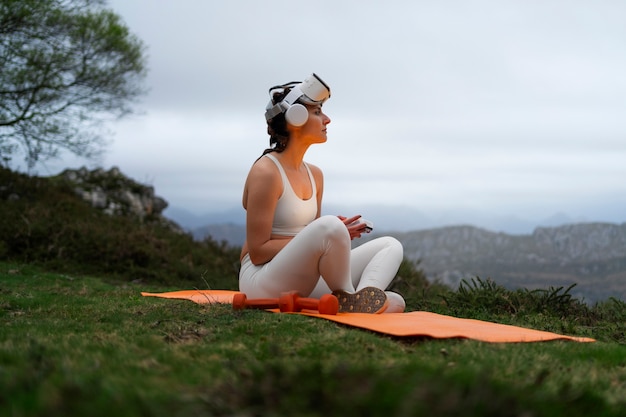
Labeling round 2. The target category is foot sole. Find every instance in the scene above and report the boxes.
[332,287,388,314]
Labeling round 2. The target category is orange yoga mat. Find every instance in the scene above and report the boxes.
[141,289,595,343]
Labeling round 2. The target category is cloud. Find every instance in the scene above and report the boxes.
[68,0,626,229]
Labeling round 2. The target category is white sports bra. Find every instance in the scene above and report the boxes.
[265,153,318,236]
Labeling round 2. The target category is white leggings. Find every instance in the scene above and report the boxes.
[239,215,406,312]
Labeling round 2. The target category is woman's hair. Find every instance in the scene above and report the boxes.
[261,88,292,156]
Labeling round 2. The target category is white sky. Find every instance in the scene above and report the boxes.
[45,0,626,230]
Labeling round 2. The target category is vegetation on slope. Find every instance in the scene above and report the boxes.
[0,167,240,288]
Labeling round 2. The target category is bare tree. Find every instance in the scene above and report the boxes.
[0,0,147,169]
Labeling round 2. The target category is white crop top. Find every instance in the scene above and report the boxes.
[265,153,318,236]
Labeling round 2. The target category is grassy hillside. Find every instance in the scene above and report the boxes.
[1,167,625,416]
[1,263,625,417]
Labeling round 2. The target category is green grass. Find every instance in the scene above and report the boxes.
[1,262,625,417]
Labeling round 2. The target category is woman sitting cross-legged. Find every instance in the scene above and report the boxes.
[238,73,405,313]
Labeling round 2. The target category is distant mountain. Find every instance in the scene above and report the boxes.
[165,203,589,235]
[164,206,245,230]
[383,223,626,303]
[192,223,246,247]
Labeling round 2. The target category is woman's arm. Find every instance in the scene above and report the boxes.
[242,158,292,265]
[308,163,324,218]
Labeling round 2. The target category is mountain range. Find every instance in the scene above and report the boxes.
[385,223,626,303]
[164,203,589,235]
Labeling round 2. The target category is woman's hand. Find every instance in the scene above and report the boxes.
[338,215,368,240]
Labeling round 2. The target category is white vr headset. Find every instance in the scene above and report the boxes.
[265,73,331,127]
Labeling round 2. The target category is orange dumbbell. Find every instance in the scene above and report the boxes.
[279,291,339,315]
[232,291,339,315]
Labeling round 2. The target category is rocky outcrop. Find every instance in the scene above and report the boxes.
[59,166,171,222]
[531,223,626,262]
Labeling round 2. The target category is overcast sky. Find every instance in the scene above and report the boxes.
[46,0,626,231]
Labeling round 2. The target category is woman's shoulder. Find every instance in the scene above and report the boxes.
[247,155,280,182]
[250,154,276,170]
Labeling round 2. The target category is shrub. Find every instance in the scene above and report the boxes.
[439,276,626,343]
[0,167,240,288]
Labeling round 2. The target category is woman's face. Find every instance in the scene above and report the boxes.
[297,104,331,144]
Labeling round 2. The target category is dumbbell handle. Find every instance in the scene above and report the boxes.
[232,293,278,310]
[279,291,339,315]
[295,297,320,310]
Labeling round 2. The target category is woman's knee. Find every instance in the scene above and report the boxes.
[379,236,404,263]
[315,215,349,238]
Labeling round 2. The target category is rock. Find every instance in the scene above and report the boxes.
[59,167,180,232]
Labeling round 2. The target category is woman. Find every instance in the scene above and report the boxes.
[239,73,405,313]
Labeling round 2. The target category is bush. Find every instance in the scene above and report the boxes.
[389,258,450,309]
[438,276,626,343]
[0,167,240,288]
